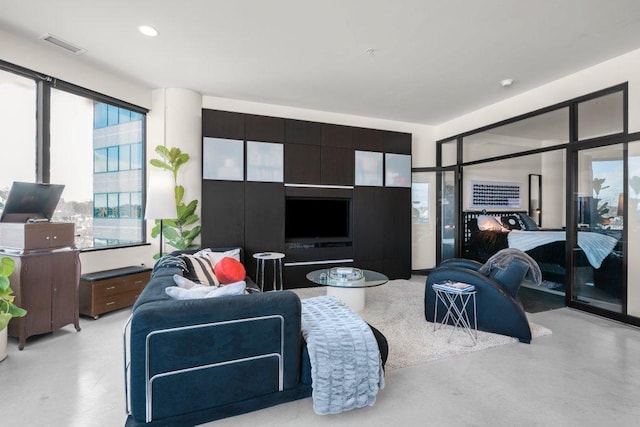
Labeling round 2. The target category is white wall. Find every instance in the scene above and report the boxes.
[0,28,151,109]
[462,156,541,211]
[435,47,640,140]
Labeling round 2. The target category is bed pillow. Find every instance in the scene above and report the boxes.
[477,215,508,232]
[501,215,522,230]
[518,213,539,231]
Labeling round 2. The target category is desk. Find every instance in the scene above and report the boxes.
[432,282,477,345]
[253,252,285,291]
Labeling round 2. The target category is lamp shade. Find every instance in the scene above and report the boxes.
[145,172,177,220]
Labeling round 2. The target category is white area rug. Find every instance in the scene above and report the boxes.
[292,277,552,370]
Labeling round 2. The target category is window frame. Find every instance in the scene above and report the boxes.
[0,58,149,252]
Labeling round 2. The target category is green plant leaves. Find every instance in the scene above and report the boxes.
[0,256,26,327]
[149,145,202,253]
[149,158,172,172]
[0,257,15,277]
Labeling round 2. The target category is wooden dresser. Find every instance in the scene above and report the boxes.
[1,222,80,350]
[79,266,151,319]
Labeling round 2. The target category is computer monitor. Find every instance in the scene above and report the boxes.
[0,182,65,223]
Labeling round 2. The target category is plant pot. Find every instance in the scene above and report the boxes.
[0,327,7,362]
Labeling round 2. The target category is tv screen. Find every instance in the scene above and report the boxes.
[285,198,351,241]
[0,181,65,223]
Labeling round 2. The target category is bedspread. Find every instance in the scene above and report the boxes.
[507,230,617,268]
[301,296,384,415]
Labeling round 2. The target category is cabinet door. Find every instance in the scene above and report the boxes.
[384,131,412,154]
[353,127,384,151]
[245,114,285,143]
[285,120,322,145]
[244,182,285,280]
[202,109,245,139]
[51,251,80,330]
[322,124,352,148]
[21,255,54,335]
[321,147,354,186]
[201,180,245,248]
[284,143,321,184]
[353,187,384,263]
[383,187,412,279]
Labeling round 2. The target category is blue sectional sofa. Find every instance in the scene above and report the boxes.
[124,249,387,426]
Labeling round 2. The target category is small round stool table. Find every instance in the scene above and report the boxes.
[253,252,285,291]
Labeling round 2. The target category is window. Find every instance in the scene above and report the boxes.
[0,68,37,203]
[0,61,149,251]
[119,145,131,170]
[578,91,624,140]
[107,146,119,172]
[94,143,142,173]
[93,103,143,129]
[462,107,569,163]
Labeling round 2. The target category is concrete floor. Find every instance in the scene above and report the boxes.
[1,304,639,426]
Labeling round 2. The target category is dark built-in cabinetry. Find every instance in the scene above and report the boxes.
[1,223,80,350]
[201,109,411,288]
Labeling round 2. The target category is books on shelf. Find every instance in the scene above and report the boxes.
[433,281,475,293]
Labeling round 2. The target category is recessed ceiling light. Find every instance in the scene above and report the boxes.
[138,25,158,37]
[500,78,514,87]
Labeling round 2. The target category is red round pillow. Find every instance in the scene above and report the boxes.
[214,257,246,284]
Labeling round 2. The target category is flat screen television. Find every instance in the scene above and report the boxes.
[285,197,351,241]
[0,181,65,223]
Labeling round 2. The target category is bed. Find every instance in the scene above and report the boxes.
[463,211,623,299]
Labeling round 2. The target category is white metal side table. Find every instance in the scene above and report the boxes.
[432,282,477,345]
[253,252,285,291]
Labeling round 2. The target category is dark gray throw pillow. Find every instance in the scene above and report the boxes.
[518,213,539,231]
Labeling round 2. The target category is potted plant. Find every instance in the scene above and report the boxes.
[0,256,26,361]
[149,145,201,258]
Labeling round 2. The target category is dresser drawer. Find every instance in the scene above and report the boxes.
[91,272,148,298]
[79,267,151,318]
[93,290,141,315]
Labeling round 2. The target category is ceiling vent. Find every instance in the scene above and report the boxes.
[39,33,86,55]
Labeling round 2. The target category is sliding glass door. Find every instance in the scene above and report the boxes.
[411,171,436,270]
[439,169,457,263]
[572,144,625,312]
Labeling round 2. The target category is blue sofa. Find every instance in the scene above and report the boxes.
[424,257,532,343]
[124,249,387,426]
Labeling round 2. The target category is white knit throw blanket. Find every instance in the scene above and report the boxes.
[301,296,385,415]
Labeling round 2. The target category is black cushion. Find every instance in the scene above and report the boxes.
[501,215,522,230]
[518,213,539,231]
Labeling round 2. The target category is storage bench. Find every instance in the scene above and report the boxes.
[79,266,151,319]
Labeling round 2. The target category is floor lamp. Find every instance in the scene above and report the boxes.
[145,171,178,258]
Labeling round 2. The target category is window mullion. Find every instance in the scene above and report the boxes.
[36,79,51,183]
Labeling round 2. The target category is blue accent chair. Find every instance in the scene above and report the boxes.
[425,257,532,343]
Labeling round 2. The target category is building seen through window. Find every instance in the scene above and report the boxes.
[49,95,145,248]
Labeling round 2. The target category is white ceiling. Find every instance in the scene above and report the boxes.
[2,0,640,125]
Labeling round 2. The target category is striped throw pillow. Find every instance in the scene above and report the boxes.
[178,254,220,286]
